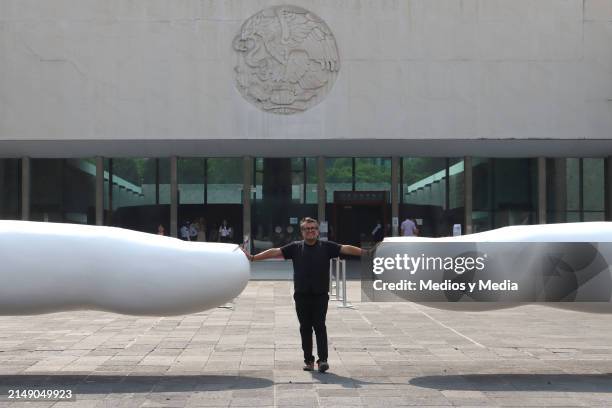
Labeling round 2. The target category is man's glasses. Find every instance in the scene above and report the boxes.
[301,227,318,231]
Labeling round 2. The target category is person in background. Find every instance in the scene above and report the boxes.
[371,220,384,242]
[180,221,191,241]
[219,220,233,243]
[400,217,419,237]
[157,224,165,236]
[241,217,363,373]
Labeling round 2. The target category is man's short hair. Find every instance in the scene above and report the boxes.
[300,217,319,227]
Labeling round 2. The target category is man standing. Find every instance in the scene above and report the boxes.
[242,217,362,373]
[400,217,419,237]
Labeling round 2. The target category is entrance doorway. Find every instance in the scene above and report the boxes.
[332,191,389,248]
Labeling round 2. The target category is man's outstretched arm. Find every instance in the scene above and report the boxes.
[241,247,282,261]
[340,245,363,257]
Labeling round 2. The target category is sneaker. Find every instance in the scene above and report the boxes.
[303,362,314,371]
[317,360,329,373]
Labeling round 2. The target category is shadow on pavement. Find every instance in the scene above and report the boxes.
[410,373,612,392]
[0,374,274,393]
[296,371,386,388]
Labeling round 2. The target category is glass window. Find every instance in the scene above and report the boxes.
[325,157,391,245]
[206,158,244,244]
[105,158,169,234]
[0,159,21,220]
[566,158,580,211]
[291,158,305,203]
[178,158,205,241]
[547,158,605,222]
[546,158,567,222]
[448,158,465,210]
[401,158,464,237]
[402,158,447,206]
[177,157,243,206]
[158,158,171,205]
[472,158,536,232]
[111,158,154,208]
[207,158,243,204]
[355,158,391,192]
[583,158,604,213]
[30,159,96,224]
[305,157,318,204]
[326,158,391,200]
[177,158,243,243]
[179,158,205,205]
[325,158,352,203]
[285,157,318,204]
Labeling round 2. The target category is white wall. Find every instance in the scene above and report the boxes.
[0,0,611,144]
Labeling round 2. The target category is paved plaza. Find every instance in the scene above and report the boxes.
[1,281,612,407]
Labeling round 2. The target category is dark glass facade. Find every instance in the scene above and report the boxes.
[251,158,317,253]
[547,158,605,223]
[178,158,243,242]
[30,159,96,224]
[326,158,391,245]
[3,155,610,243]
[0,159,21,220]
[401,158,464,237]
[472,158,537,232]
[104,158,170,234]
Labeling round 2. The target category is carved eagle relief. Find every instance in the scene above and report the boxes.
[233,5,340,114]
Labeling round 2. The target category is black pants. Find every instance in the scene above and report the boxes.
[293,292,329,364]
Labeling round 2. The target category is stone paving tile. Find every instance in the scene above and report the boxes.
[1,281,612,407]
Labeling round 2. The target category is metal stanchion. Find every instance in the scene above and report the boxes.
[337,258,354,309]
[329,257,354,309]
[329,258,337,298]
[335,257,341,302]
[329,259,334,297]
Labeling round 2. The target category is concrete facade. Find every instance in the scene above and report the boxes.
[1,0,612,157]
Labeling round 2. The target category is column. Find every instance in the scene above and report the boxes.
[391,156,399,236]
[317,156,326,222]
[537,157,546,224]
[464,156,472,234]
[21,157,30,220]
[243,156,253,244]
[95,157,104,225]
[554,158,567,222]
[170,156,178,238]
[606,157,612,221]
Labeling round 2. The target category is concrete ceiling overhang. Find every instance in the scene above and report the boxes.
[0,139,611,158]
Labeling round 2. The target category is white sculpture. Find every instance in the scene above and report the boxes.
[0,221,250,316]
[384,222,612,243]
[371,222,612,312]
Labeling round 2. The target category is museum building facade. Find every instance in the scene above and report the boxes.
[1,1,612,250]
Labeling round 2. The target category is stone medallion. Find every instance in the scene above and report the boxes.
[233,5,340,114]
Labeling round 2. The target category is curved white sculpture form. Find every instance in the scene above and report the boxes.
[384,222,612,243]
[0,221,250,316]
[369,222,612,313]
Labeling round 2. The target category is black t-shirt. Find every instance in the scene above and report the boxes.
[281,240,342,294]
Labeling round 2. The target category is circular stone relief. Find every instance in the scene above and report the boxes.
[233,5,340,114]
